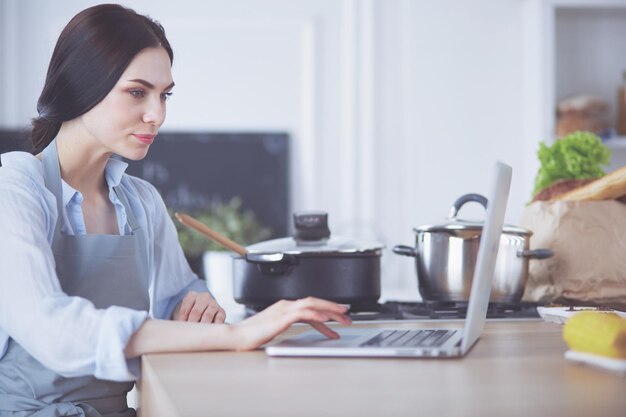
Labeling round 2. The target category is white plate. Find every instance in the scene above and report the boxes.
[536,306,626,324]
[565,350,626,375]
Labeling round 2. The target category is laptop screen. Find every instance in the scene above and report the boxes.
[460,162,512,353]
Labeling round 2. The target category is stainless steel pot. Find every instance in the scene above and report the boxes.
[233,212,384,309]
[393,194,553,303]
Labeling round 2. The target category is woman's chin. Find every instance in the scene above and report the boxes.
[121,147,150,161]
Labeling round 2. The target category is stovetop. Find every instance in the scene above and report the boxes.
[245,300,541,321]
[346,300,540,321]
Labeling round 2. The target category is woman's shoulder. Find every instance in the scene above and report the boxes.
[0,151,55,231]
[0,151,46,189]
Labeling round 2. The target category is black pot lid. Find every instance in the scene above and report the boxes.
[246,235,385,256]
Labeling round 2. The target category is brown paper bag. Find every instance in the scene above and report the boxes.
[520,200,626,309]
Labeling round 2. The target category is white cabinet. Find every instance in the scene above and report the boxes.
[525,0,626,171]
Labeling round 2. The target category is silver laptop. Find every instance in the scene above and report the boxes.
[265,161,512,358]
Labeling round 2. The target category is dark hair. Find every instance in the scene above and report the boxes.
[31,4,173,153]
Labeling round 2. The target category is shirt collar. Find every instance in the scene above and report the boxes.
[104,156,128,188]
[61,156,129,207]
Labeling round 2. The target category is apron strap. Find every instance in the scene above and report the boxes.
[113,186,140,233]
[41,139,65,238]
[112,185,151,312]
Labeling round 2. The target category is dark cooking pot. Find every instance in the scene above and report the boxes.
[233,212,384,309]
[393,194,553,304]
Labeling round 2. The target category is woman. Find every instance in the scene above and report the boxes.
[0,4,350,416]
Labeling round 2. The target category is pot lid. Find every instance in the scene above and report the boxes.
[415,218,530,235]
[246,235,385,255]
[246,211,384,255]
[414,193,531,236]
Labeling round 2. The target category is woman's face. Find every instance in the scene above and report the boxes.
[79,47,174,160]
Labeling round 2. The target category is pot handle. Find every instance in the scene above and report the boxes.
[449,193,488,218]
[392,245,418,257]
[517,249,554,259]
[245,252,298,265]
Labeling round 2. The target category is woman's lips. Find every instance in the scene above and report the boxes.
[132,134,156,145]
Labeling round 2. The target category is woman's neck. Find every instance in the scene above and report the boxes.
[55,121,112,199]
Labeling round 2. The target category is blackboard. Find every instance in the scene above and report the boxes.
[125,132,289,237]
[0,130,290,237]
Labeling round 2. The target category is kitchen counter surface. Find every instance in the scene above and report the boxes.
[138,320,625,417]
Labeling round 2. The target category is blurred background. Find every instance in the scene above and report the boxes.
[2,0,626,301]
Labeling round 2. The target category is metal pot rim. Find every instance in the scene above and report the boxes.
[414,221,531,236]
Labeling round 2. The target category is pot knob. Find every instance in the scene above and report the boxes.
[293,211,331,241]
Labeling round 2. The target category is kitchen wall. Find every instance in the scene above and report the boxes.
[0,0,530,299]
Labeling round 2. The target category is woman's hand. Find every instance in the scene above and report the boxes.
[172,291,226,323]
[230,297,352,351]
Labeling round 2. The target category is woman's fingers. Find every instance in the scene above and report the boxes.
[293,297,349,314]
[174,291,197,321]
[290,302,352,339]
[199,305,218,323]
[325,311,352,326]
[305,321,340,339]
[188,297,209,322]
[288,298,352,327]
[285,305,351,333]
[199,303,226,323]
[232,297,352,351]
[214,309,227,324]
[175,292,227,323]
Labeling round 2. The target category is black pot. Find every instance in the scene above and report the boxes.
[233,212,384,309]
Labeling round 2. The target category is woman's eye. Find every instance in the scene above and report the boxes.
[161,91,173,101]
[129,89,145,98]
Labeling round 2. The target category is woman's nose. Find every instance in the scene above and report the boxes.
[142,96,166,126]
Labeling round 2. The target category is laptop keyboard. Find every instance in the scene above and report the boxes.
[360,329,457,348]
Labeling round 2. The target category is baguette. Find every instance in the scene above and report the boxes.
[533,178,594,201]
[553,165,626,201]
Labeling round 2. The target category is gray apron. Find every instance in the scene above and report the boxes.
[0,139,150,416]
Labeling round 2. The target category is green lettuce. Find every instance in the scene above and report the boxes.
[532,131,611,197]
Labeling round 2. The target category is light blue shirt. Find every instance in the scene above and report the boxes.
[0,151,209,381]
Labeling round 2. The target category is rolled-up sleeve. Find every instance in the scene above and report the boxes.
[95,306,148,380]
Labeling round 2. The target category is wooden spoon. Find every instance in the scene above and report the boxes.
[174,212,248,256]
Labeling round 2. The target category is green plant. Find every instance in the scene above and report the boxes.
[170,197,272,258]
[532,131,611,197]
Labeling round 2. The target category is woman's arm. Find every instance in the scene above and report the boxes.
[123,319,233,357]
[124,297,351,357]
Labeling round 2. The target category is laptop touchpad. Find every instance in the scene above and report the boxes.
[273,334,362,348]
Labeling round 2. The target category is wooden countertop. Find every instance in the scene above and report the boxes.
[138,320,626,417]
